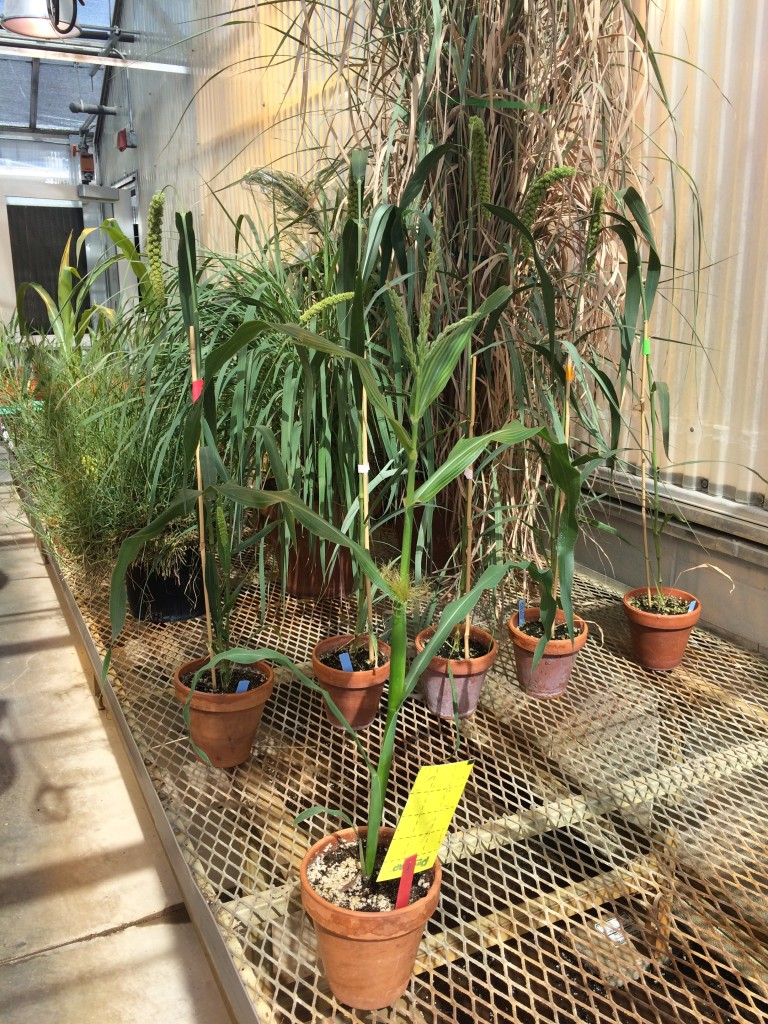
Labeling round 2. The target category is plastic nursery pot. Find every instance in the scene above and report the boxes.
[507,608,589,699]
[622,587,701,671]
[414,626,497,719]
[172,657,275,768]
[299,827,442,1010]
[311,635,391,731]
[125,547,205,624]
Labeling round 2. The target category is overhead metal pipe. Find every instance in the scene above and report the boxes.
[79,27,136,43]
[69,100,117,115]
[78,112,96,138]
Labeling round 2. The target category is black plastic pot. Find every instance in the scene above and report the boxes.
[125,547,205,623]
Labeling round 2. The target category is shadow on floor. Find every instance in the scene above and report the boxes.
[0,701,16,797]
[0,840,158,908]
[0,635,76,657]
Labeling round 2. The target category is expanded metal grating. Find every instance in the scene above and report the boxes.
[61,565,768,1024]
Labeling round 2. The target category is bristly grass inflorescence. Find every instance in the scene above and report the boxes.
[146,192,166,307]
[469,116,491,209]
[520,166,577,260]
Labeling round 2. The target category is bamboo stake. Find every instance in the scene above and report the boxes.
[188,325,217,690]
[549,352,573,636]
[639,318,653,604]
[361,389,374,663]
[463,355,477,659]
[351,165,374,665]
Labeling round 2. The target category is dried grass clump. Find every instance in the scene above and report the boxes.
[254,0,677,568]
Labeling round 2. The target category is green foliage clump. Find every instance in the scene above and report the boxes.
[4,346,177,570]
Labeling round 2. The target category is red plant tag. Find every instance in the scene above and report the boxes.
[395,854,418,909]
[191,378,204,403]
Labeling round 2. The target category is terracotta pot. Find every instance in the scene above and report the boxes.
[414,625,497,719]
[283,526,354,601]
[311,635,391,730]
[172,657,274,768]
[622,586,701,671]
[507,608,588,699]
[299,827,441,1010]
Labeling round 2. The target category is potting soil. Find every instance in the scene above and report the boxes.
[180,662,269,694]
[306,836,434,911]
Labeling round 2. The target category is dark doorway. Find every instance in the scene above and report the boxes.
[7,203,88,334]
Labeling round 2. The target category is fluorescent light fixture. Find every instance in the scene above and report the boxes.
[1,0,81,39]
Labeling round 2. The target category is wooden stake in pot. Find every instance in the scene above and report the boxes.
[549,352,574,638]
[639,318,653,605]
[187,325,217,690]
[463,356,477,658]
[360,389,374,664]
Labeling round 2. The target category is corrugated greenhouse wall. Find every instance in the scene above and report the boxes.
[98,1,351,254]
[97,1,767,509]
[97,1,197,244]
[639,0,768,507]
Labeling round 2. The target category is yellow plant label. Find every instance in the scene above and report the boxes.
[377,761,474,882]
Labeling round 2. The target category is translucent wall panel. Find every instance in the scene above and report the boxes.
[640,1,768,505]
[0,138,76,182]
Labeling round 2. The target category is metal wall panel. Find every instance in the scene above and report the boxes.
[98,1,350,256]
[640,0,768,506]
[96,0,200,250]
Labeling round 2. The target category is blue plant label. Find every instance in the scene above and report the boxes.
[339,652,354,672]
[688,599,696,612]
[236,679,250,693]
[518,599,525,624]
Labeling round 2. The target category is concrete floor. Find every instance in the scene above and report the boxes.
[0,449,234,1024]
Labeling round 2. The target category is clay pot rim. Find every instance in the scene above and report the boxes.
[507,608,589,656]
[173,655,275,710]
[622,587,701,630]
[299,826,442,925]
[414,625,497,674]
[311,634,392,687]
